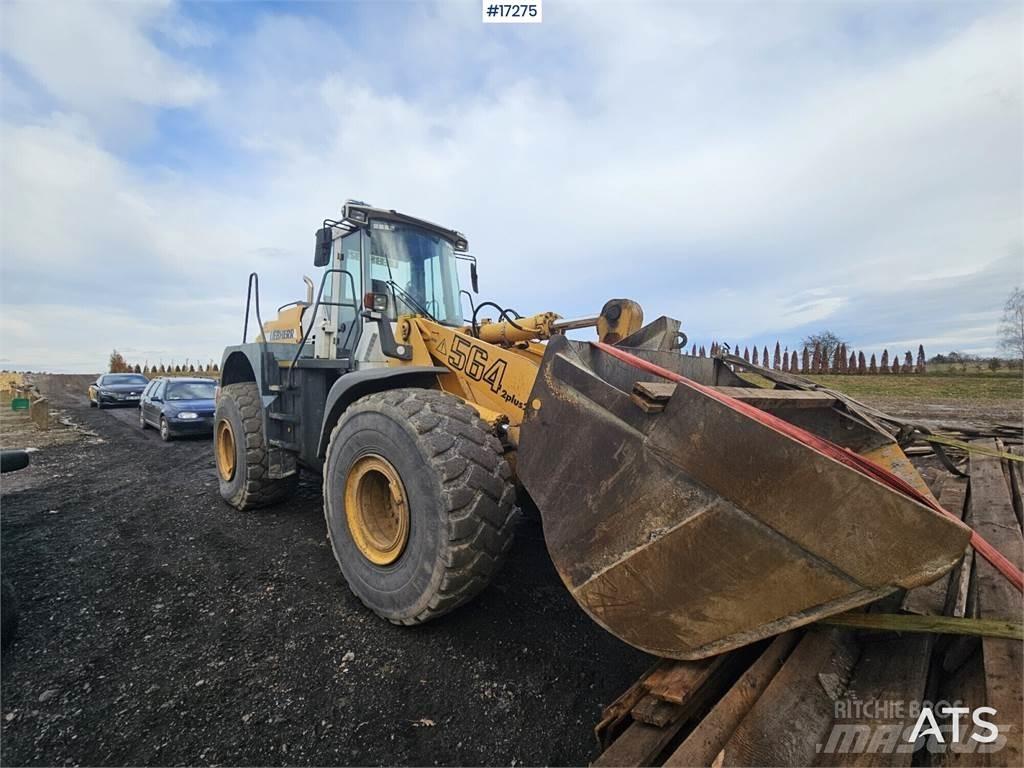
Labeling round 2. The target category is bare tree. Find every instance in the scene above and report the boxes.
[998,287,1024,360]
[801,331,848,365]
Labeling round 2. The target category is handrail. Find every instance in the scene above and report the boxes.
[287,268,359,390]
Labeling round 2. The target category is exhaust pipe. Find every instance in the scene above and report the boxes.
[303,275,315,306]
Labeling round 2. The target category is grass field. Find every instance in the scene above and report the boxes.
[738,367,1022,401]
[804,372,1022,401]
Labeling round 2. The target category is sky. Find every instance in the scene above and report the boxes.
[0,0,1021,372]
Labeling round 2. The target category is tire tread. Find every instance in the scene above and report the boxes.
[324,388,518,624]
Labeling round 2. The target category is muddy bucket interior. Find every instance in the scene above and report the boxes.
[517,335,971,659]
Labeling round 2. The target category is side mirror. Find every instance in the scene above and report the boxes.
[314,227,332,267]
[470,261,479,293]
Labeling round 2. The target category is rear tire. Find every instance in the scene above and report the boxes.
[323,388,518,625]
[215,382,298,510]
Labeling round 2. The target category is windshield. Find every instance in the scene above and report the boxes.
[166,381,217,400]
[102,374,148,385]
[367,221,462,326]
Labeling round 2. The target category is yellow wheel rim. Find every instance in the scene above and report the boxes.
[344,454,410,566]
[215,419,236,482]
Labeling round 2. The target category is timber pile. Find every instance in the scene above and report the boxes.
[594,440,1023,767]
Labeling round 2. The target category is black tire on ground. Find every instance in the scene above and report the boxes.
[139,409,148,429]
[323,388,518,625]
[1,576,17,652]
[96,398,104,410]
[89,397,96,408]
[159,417,172,442]
[215,381,298,510]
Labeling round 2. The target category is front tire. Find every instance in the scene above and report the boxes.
[214,382,298,510]
[323,388,518,625]
[159,417,172,442]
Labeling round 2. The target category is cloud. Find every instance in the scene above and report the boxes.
[0,1,1021,372]
[0,0,215,140]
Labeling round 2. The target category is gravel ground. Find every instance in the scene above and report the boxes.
[1,377,651,766]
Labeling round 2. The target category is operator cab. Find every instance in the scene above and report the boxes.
[308,201,477,363]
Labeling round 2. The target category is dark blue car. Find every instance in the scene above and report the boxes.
[139,377,217,441]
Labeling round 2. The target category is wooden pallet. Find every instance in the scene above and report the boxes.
[594,439,1023,767]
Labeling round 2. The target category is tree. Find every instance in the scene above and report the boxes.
[880,350,890,373]
[801,331,848,367]
[998,287,1024,360]
[773,342,782,370]
[762,346,770,369]
[869,353,878,374]
[857,351,866,374]
[916,345,926,374]
[791,350,798,373]
[989,357,1002,371]
[903,351,913,372]
[133,364,142,374]
[109,349,129,373]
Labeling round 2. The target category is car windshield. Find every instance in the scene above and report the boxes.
[102,374,148,385]
[367,221,463,326]
[166,381,217,400]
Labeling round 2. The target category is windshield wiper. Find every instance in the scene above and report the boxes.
[387,280,437,323]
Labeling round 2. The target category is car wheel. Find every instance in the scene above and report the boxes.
[96,397,105,410]
[160,417,172,442]
[89,394,96,408]
[139,409,148,430]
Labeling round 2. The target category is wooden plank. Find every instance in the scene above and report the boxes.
[595,660,667,749]
[932,649,987,767]
[664,632,799,767]
[819,612,1022,640]
[629,392,666,413]
[713,386,839,410]
[595,654,741,768]
[969,442,1024,768]
[593,721,680,768]
[1006,445,1023,531]
[816,633,933,767]
[718,629,859,767]
[634,381,677,401]
[631,694,684,728]
[645,656,724,704]
[903,478,968,616]
[631,381,840,410]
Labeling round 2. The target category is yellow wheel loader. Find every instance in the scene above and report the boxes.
[215,200,971,659]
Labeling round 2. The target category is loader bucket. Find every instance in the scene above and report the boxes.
[517,335,971,660]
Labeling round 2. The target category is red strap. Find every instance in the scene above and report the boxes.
[593,342,1024,594]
